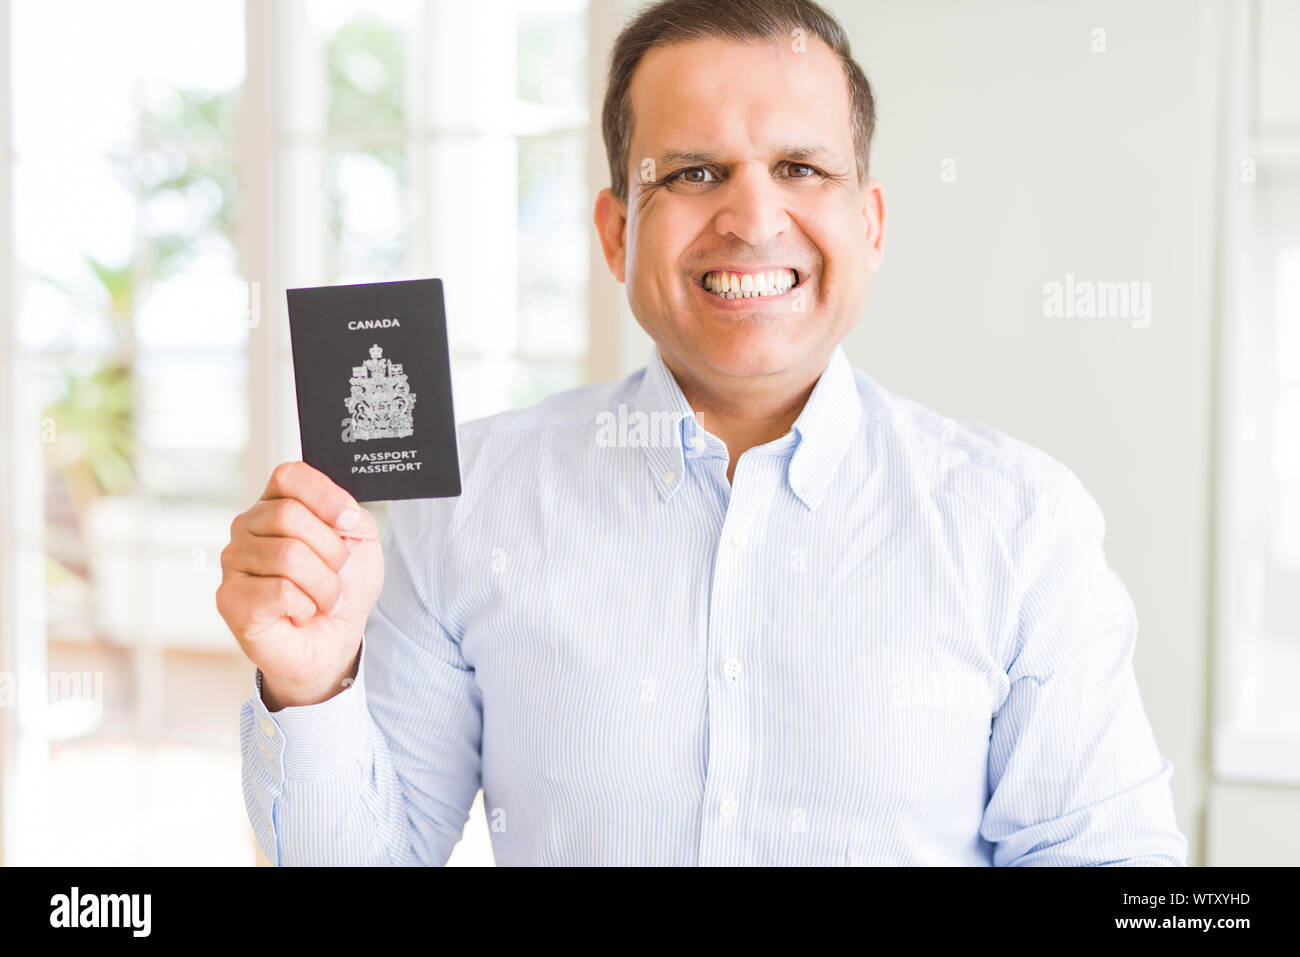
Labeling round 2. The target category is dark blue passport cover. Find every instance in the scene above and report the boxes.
[286,278,462,503]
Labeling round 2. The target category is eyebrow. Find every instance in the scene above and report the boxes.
[656,144,847,169]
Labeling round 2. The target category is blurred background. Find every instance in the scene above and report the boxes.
[0,0,1295,866]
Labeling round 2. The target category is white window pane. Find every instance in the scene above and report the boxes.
[276,0,417,139]
[518,132,587,360]
[328,148,410,280]
[516,0,587,115]
[12,0,244,154]
[1217,180,1300,782]
[1276,247,1300,382]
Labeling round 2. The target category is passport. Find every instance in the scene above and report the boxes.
[285,278,462,503]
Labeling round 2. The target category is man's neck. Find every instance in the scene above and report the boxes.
[660,354,821,484]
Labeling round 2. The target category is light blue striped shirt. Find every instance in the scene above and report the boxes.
[240,343,1187,866]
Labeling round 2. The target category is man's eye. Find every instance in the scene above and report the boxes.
[784,163,823,179]
[669,167,716,185]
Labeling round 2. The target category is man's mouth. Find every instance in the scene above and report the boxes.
[700,267,800,300]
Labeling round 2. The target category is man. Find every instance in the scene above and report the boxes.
[218,0,1187,865]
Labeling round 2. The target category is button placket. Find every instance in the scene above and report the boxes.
[697,454,771,864]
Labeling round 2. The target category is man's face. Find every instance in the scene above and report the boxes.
[595,36,885,387]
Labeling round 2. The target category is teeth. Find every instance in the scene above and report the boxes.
[703,268,797,299]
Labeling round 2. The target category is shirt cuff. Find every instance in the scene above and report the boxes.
[247,637,370,782]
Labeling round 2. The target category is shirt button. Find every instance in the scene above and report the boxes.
[722,657,742,683]
[261,742,272,760]
[259,718,275,738]
[690,435,707,451]
[719,796,738,819]
[730,529,748,549]
[266,824,275,840]
[662,471,677,486]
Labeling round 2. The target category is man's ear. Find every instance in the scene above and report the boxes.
[861,177,886,274]
[594,187,628,283]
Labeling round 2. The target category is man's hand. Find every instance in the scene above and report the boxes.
[216,461,384,710]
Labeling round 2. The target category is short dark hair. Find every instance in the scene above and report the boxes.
[601,0,876,203]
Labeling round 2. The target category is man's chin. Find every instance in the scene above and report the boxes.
[693,326,816,379]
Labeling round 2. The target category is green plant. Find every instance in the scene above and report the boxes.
[39,84,240,589]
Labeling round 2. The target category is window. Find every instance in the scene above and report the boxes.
[5,0,250,867]
[1,0,592,866]
[270,0,589,453]
[1213,0,1300,784]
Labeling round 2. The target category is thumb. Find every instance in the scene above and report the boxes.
[340,504,380,545]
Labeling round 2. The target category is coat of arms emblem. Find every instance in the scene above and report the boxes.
[342,343,416,441]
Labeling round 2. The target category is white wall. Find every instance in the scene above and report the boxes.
[832,0,1220,861]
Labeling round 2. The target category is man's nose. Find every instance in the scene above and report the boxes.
[712,164,788,247]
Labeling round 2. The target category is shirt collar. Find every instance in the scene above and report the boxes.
[630,346,695,502]
[630,343,861,510]
[787,344,861,510]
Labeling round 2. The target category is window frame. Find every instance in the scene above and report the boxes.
[1210,0,1300,786]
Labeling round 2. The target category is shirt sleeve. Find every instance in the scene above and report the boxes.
[979,466,1188,866]
[239,497,483,866]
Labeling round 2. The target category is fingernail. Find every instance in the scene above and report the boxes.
[336,508,360,530]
